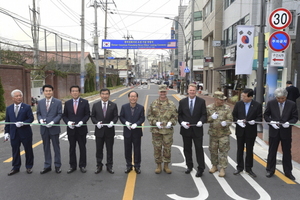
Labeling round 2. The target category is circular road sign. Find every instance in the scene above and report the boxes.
[269,31,290,52]
[269,8,292,30]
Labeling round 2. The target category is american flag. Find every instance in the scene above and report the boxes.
[167,41,176,47]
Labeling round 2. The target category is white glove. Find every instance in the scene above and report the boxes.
[248,120,255,125]
[282,122,290,128]
[221,121,227,127]
[46,121,54,128]
[211,112,218,120]
[165,122,172,129]
[67,121,75,129]
[107,121,114,128]
[156,122,162,129]
[75,121,83,127]
[131,123,137,129]
[237,120,246,128]
[96,121,103,129]
[125,121,131,130]
[270,121,280,129]
[40,119,46,126]
[196,121,203,127]
[15,121,24,127]
[4,133,10,141]
[181,121,189,129]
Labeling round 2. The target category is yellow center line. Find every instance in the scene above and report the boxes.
[119,89,133,98]
[122,95,148,200]
[3,140,43,163]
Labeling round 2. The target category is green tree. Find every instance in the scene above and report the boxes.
[85,63,96,93]
[0,77,5,112]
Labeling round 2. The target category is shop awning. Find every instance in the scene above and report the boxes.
[214,64,235,71]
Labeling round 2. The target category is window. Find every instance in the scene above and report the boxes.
[194,50,204,59]
[224,0,235,9]
[194,11,202,21]
[194,30,202,40]
[203,0,214,20]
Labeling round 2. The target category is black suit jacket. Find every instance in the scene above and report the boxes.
[264,99,298,139]
[286,85,300,102]
[178,96,207,137]
[91,100,118,138]
[232,100,262,138]
[62,98,90,135]
[119,103,145,138]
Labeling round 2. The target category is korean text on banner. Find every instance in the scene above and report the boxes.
[235,25,255,75]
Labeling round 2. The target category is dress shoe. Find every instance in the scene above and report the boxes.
[80,167,87,173]
[285,173,296,181]
[135,167,141,174]
[246,170,257,178]
[125,167,133,174]
[40,168,51,174]
[195,170,203,177]
[95,166,102,174]
[8,169,20,176]
[26,168,33,174]
[233,169,243,175]
[185,168,193,174]
[55,167,62,174]
[107,167,114,174]
[67,168,76,174]
[266,171,274,178]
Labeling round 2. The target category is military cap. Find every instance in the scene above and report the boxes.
[213,91,227,100]
[159,85,168,92]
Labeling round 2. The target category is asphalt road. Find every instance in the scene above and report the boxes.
[0,84,299,200]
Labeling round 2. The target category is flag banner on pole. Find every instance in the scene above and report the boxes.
[180,61,186,77]
[235,25,255,75]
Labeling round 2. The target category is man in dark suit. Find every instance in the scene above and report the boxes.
[264,87,298,180]
[232,88,262,178]
[4,89,34,176]
[286,81,300,102]
[37,84,63,174]
[178,83,207,177]
[119,91,145,174]
[91,88,118,174]
[62,85,90,174]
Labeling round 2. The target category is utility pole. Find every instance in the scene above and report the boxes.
[103,0,108,88]
[30,0,40,68]
[80,0,85,93]
[190,0,195,81]
[91,0,100,90]
[123,32,133,86]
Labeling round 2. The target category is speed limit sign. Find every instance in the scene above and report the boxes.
[269,8,292,30]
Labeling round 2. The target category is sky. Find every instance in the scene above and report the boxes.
[0,0,189,64]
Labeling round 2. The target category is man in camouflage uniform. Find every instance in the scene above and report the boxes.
[207,91,232,177]
[147,85,178,174]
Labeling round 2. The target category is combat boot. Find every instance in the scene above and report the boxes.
[209,166,218,174]
[219,168,225,177]
[163,163,172,174]
[155,163,162,174]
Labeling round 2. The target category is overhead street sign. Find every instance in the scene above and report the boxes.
[102,39,177,49]
[270,53,285,67]
[269,8,292,30]
[184,67,190,73]
[268,31,290,52]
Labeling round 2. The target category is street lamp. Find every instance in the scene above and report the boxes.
[165,17,190,93]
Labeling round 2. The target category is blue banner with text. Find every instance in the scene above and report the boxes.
[102,40,177,49]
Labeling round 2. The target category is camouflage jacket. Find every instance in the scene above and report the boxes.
[207,103,232,137]
[147,98,178,134]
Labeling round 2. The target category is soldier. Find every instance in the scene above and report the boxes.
[147,85,178,174]
[180,79,185,95]
[206,91,232,177]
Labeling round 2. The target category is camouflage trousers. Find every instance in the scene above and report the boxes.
[152,132,173,163]
[209,135,230,169]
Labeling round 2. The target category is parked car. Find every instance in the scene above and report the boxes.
[141,79,148,85]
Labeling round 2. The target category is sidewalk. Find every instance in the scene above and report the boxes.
[175,91,300,182]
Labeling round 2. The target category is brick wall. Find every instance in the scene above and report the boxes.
[0,64,31,106]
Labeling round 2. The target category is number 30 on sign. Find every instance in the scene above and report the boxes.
[269,8,292,30]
